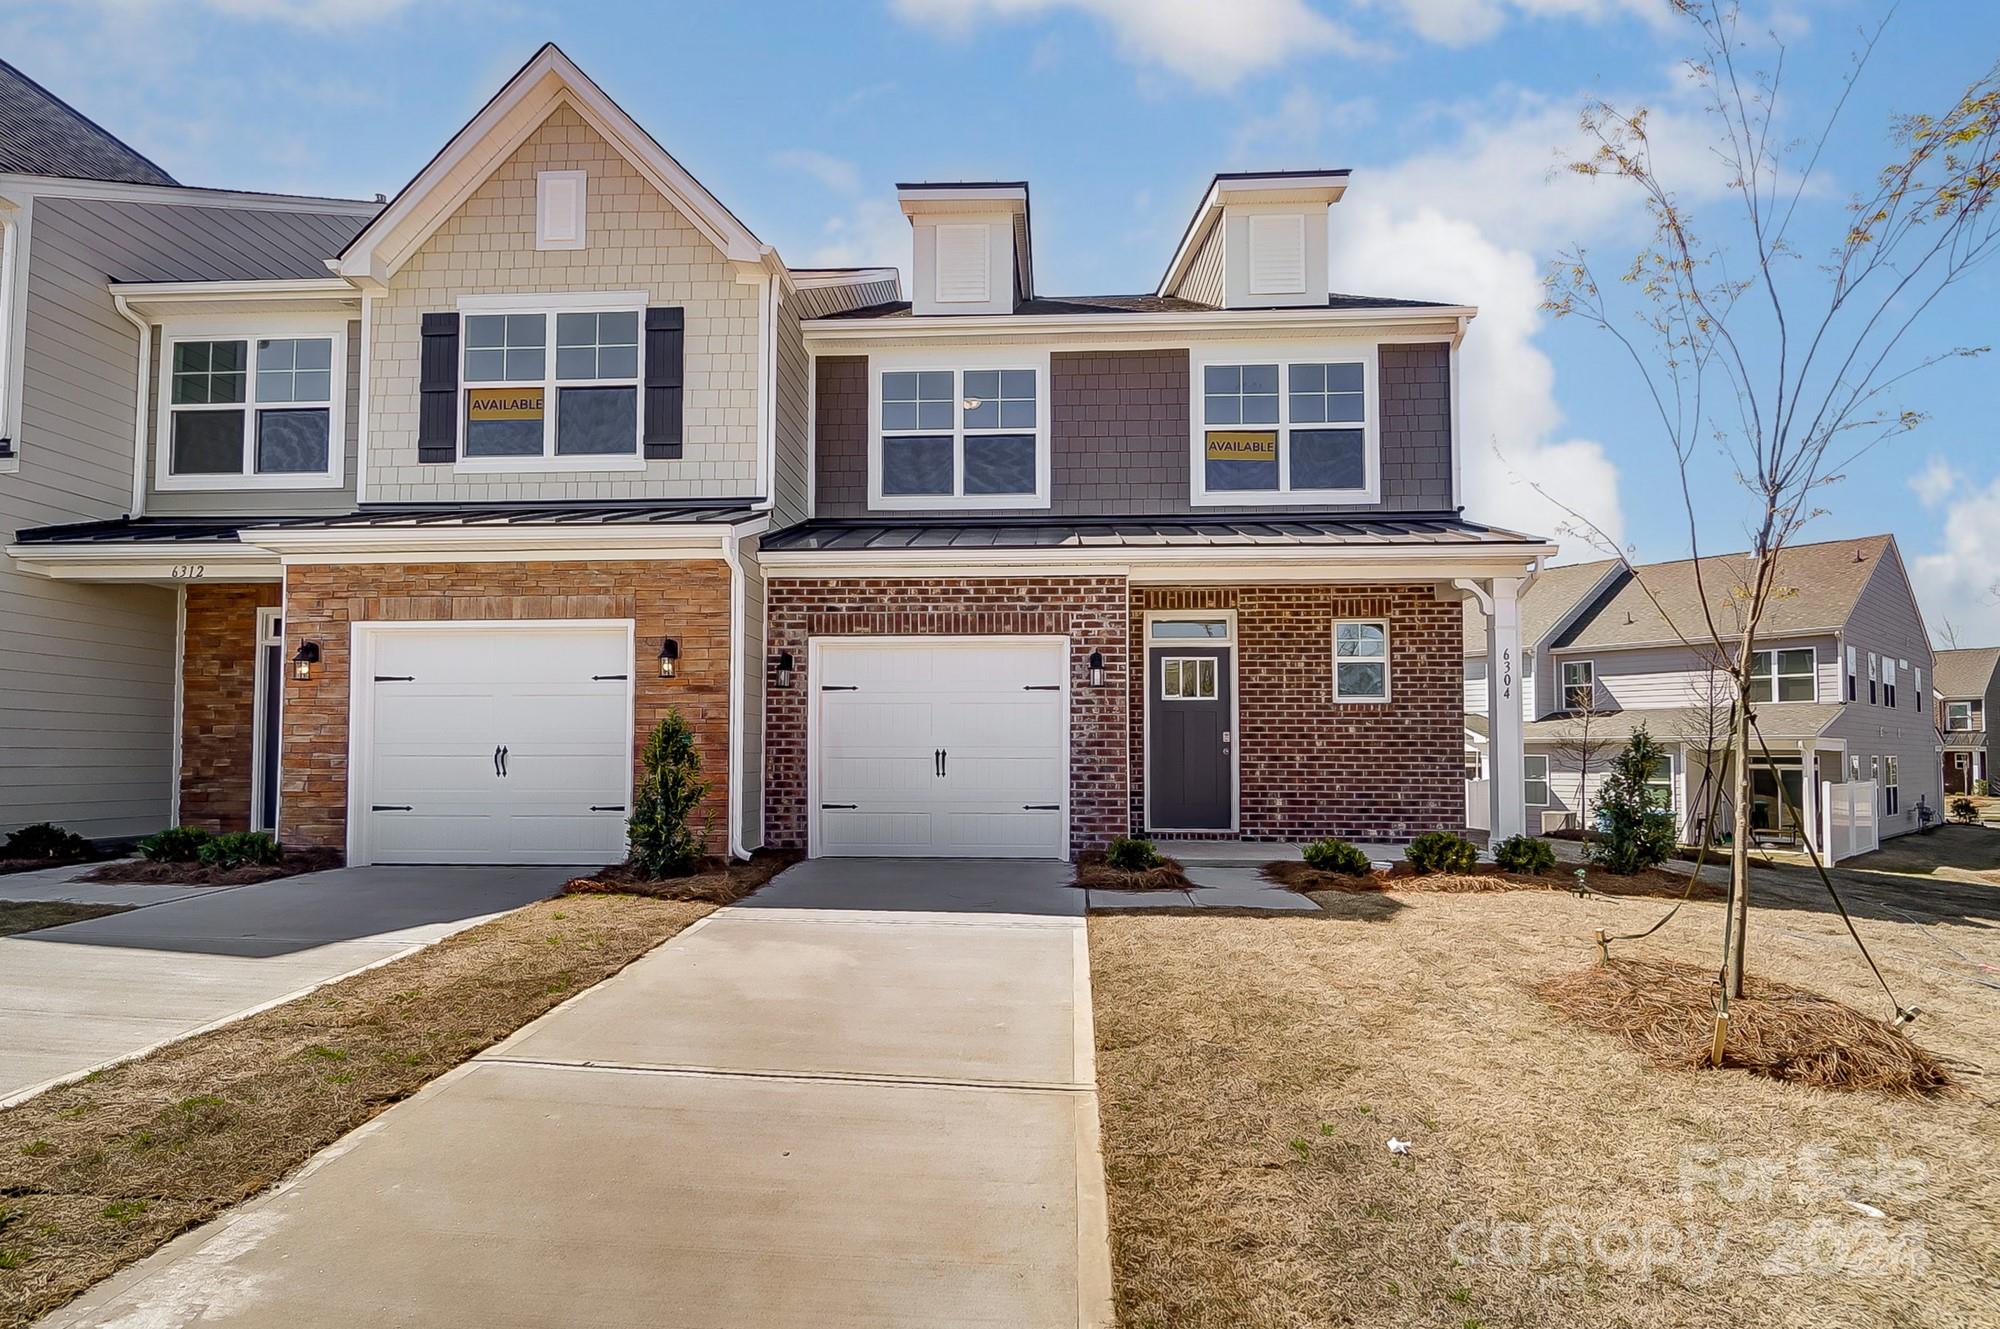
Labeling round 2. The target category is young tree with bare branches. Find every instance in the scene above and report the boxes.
[1543,1,2000,998]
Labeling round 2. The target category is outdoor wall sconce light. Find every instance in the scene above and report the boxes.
[658,638,680,679]
[1088,650,1107,687]
[774,650,795,689]
[291,640,320,681]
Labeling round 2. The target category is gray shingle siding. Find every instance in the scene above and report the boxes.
[811,341,1455,517]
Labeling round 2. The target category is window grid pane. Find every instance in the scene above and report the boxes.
[254,338,333,407]
[171,341,247,406]
[464,314,546,384]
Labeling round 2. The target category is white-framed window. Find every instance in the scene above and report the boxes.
[1946,700,1976,731]
[457,293,643,469]
[1850,753,1863,782]
[1645,753,1674,812]
[1747,647,1816,704]
[1189,343,1378,505]
[1846,644,1857,701]
[1885,657,1900,708]
[1561,659,1595,711]
[1885,755,1900,814]
[1333,620,1389,702]
[156,319,345,490]
[868,351,1050,509]
[1161,656,1219,701]
[1868,651,1879,704]
[1149,617,1230,641]
[1524,754,1550,806]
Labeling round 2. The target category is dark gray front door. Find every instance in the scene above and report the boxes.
[1148,646,1233,830]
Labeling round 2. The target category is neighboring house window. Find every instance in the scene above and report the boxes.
[1561,660,1595,711]
[1161,656,1218,701]
[1463,750,1485,781]
[1885,658,1899,708]
[871,360,1047,508]
[1885,756,1900,815]
[1523,754,1550,806]
[1868,652,1879,704]
[1915,666,1923,704]
[1645,754,1674,812]
[1946,701,1974,731]
[1846,645,1857,701]
[461,306,641,461]
[1850,754,1863,783]
[1333,620,1389,701]
[1190,348,1377,504]
[1747,648,1816,704]
[161,333,341,488]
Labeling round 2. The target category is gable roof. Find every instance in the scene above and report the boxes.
[336,44,766,285]
[1462,557,1622,655]
[0,58,175,186]
[1934,646,2000,699]
[1552,535,1897,652]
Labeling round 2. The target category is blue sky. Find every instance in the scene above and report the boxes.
[7,0,1998,642]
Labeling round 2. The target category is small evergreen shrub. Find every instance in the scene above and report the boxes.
[1301,837,1372,876]
[1493,834,1558,875]
[1404,831,1479,874]
[1951,796,1979,824]
[140,826,214,863]
[197,831,282,869]
[1975,779,1991,798]
[628,709,709,878]
[2,822,91,861]
[1589,728,1677,874]
[1104,836,1163,871]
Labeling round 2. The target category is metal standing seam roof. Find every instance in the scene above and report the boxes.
[814,291,1460,321]
[760,513,1548,553]
[12,502,765,545]
[93,203,376,283]
[0,58,176,186]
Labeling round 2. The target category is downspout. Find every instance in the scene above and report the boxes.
[112,292,152,516]
[721,527,748,861]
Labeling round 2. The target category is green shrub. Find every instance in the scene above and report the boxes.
[197,831,282,870]
[1492,834,1558,875]
[139,825,214,863]
[2,822,92,861]
[1104,836,1163,871]
[628,709,709,878]
[1404,831,1479,874]
[1301,837,1372,876]
[1975,779,1991,798]
[1589,728,1677,874]
[1951,796,1980,824]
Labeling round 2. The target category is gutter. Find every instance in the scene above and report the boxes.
[110,291,151,516]
[802,302,1478,341]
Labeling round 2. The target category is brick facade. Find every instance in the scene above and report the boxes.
[278,560,731,855]
[763,576,1129,853]
[1131,584,1464,841]
[177,583,282,834]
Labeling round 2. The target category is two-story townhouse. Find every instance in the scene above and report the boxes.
[1934,646,1998,794]
[1467,535,1941,852]
[4,45,1551,866]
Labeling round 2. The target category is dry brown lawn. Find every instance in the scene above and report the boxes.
[1090,872,2000,1328]
[0,902,129,939]
[0,891,715,1328]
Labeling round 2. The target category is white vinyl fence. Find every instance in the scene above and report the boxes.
[1820,780,1880,863]
[1465,779,1491,832]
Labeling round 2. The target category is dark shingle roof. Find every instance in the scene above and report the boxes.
[815,292,1455,320]
[0,58,175,186]
[1463,558,1622,655]
[1933,646,2000,699]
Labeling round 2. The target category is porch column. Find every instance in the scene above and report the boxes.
[1484,578,1526,839]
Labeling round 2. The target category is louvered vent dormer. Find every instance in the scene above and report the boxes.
[899,183,1031,316]
[934,223,992,304]
[1158,172,1349,310]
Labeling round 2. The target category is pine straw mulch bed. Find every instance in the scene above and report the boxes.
[1264,858,1725,900]
[561,848,801,904]
[1532,957,1956,1095]
[79,848,343,888]
[0,891,714,1329]
[0,902,131,939]
[1088,885,2000,1329]
[1074,851,1194,892]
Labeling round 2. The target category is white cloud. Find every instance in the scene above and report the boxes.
[200,0,417,25]
[887,0,1375,91]
[1384,0,1675,47]
[1909,455,1962,509]
[1229,87,1375,164]
[1913,477,2000,644]
[802,197,913,289]
[771,149,863,196]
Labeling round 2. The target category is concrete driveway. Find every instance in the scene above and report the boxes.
[44,858,1113,1329]
[1,866,571,1105]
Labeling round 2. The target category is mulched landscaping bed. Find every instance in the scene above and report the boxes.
[561,849,800,905]
[77,848,343,888]
[1265,858,1724,901]
[1074,850,1194,892]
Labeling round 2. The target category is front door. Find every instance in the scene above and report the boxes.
[1148,645,1233,830]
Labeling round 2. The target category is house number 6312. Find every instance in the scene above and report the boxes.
[171,565,207,580]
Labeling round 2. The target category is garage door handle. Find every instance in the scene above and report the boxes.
[1023,804,1059,811]
[372,804,412,812]
[499,745,508,777]
[934,748,943,777]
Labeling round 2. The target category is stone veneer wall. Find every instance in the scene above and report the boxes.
[178,583,282,834]
[1131,584,1463,841]
[279,560,731,854]
[763,576,1130,854]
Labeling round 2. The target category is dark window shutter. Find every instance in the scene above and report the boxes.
[644,306,684,460]
[418,312,460,463]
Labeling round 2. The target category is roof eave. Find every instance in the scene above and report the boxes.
[801,302,1477,340]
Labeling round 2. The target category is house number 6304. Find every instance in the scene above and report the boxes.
[171,565,207,580]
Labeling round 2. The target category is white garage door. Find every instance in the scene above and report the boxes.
[359,624,632,865]
[814,639,1067,858]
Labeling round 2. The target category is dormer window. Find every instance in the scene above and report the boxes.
[1190,344,1377,505]
[869,354,1049,509]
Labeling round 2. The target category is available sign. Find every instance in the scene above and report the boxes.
[1204,430,1277,461]
[467,386,544,420]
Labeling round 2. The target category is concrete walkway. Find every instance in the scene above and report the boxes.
[1,866,571,1105]
[43,858,1114,1329]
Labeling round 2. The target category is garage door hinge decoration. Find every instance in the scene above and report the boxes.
[821,684,859,692]
[374,674,415,682]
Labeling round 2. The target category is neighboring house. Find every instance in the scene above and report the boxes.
[1934,646,1998,795]
[2,45,1552,865]
[1467,535,1942,849]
